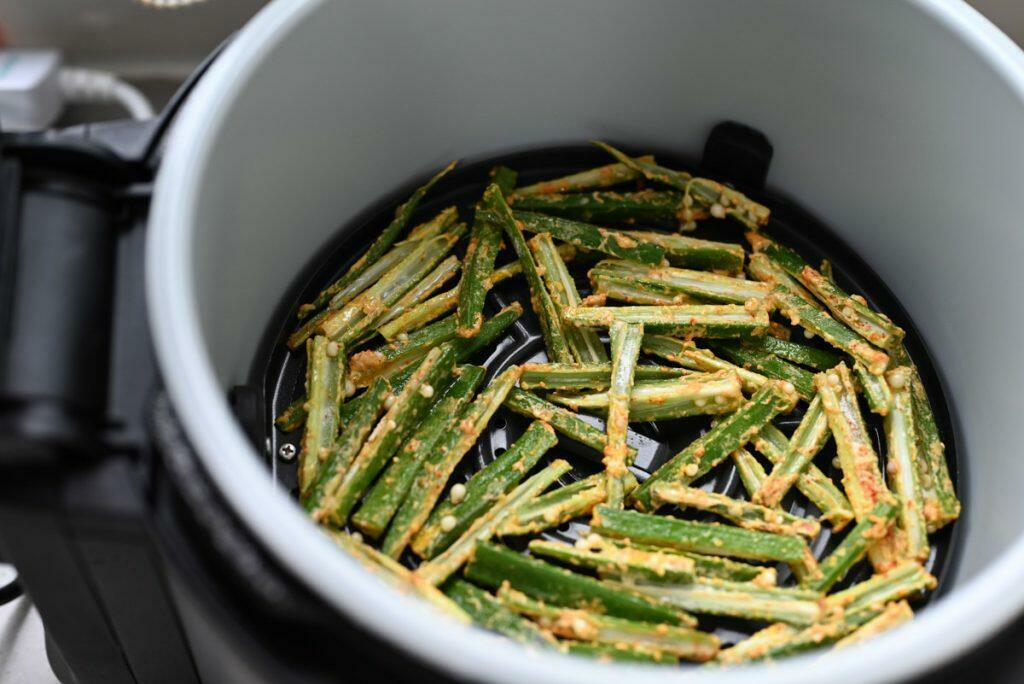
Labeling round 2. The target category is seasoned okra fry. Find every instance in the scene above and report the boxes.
[275,396,308,433]
[716,623,799,664]
[482,186,573,362]
[305,378,391,515]
[464,542,693,626]
[732,447,770,500]
[834,600,914,649]
[724,616,866,661]
[498,586,720,662]
[755,395,832,508]
[825,561,936,619]
[528,536,696,585]
[652,483,821,539]
[741,335,842,372]
[773,288,890,375]
[621,577,824,627]
[641,335,768,393]
[444,579,557,647]
[498,473,637,537]
[531,232,607,363]
[325,345,457,523]
[297,161,456,319]
[514,190,687,228]
[514,211,666,266]
[810,501,897,593]
[620,230,745,274]
[631,381,799,511]
[549,371,745,422]
[382,365,521,557]
[747,252,826,312]
[297,336,345,493]
[415,459,571,585]
[712,341,816,400]
[511,156,654,197]
[855,361,893,416]
[564,303,770,339]
[884,367,930,562]
[412,420,557,558]
[589,259,770,305]
[593,538,776,585]
[604,321,643,508]
[347,315,458,389]
[561,640,676,664]
[377,254,460,331]
[406,205,461,241]
[591,274,695,306]
[519,362,688,392]
[351,366,485,538]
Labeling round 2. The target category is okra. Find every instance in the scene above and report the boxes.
[483,186,573,362]
[641,335,768,393]
[834,600,913,649]
[560,640,675,664]
[772,288,890,375]
[741,334,842,372]
[604,321,643,507]
[884,368,930,563]
[564,303,770,339]
[412,420,557,558]
[297,336,345,492]
[518,362,688,392]
[528,536,696,585]
[591,274,695,306]
[464,542,691,625]
[711,340,816,400]
[621,230,745,274]
[589,260,770,305]
[275,396,308,433]
[444,579,556,647]
[415,459,571,585]
[351,366,485,538]
[498,473,637,536]
[747,252,825,311]
[825,561,936,619]
[631,382,799,511]
[652,483,820,539]
[531,232,607,363]
[855,362,893,415]
[716,623,799,664]
[347,315,457,390]
[514,211,666,266]
[306,378,390,515]
[514,190,686,227]
[721,615,867,661]
[297,161,455,318]
[498,586,719,662]
[325,345,456,524]
[732,447,770,500]
[382,365,521,557]
[622,577,824,627]
[377,254,460,331]
[549,371,744,422]
[456,171,514,337]
[754,395,832,508]
[810,501,898,593]
[406,205,461,241]
[511,156,653,197]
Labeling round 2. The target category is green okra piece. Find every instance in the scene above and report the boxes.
[351,366,485,538]
[641,335,768,393]
[327,530,470,624]
[513,190,686,227]
[498,473,636,537]
[810,501,898,593]
[593,141,770,229]
[415,459,571,586]
[856,362,893,416]
[755,395,832,508]
[603,320,643,508]
[412,420,557,559]
[884,367,930,563]
[498,586,719,662]
[514,211,666,266]
[772,288,890,375]
[382,365,521,558]
[529,536,696,585]
[621,230,745,274]
[631,382,799,511]
[591,274,696,306]
[747,252,825,316]
[732,447,770,500]
[298,162,456,319]
[444,579,556,647]
[530,233,606,364]
[377,254,460,331]
[652,483,821,539]
[511,156,654,197]
[325,345,456,524]
[519,362,688,392]
[549,371,744,422]
[621,577,824,627]
[306,378,391,515]
[591,506,819,580]
[752,424,855,531]
[749,232,905,350]
[464,542,691,626]
[482,186,573,363]
[560,640,676,664]
[711,340,816,400]
[715,623,799,664]
[347,315,458,390]
[275,396,308,433]
[297,336,345,493]
[741,334,842,372]
[406,205,461,241]
[564,303,771,339]
[724,615,870,662]
[825,561,936,619]
[503,388,636,462]
[834,600,914,649]
[589,259,770,305]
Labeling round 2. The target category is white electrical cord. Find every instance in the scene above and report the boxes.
[58,67,156,120]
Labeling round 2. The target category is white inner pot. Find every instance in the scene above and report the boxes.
[146,0,1024,681]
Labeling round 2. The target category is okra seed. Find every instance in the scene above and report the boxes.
[351,531,363,544]
[827,373,840,386]
[696,397,708,408]
[386,419,398,430]
[397,332,409,343]
[803,329,814,339]
[344,378,356,396]
[715,395,727,405]
[440,515,458,532]
[384,394,396,409]
[450,483,467,503]
[684,463,699,477]
[419,384,435,398]
[326,341,340,357]
[781,381,795,395]
[710,203,727,219]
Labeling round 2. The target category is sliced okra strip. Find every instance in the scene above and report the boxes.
[444,579,556,647]
[740,334,842,372]
[855,361,893,415]
[711,340,816,401]
[604,321,643,508]
[732,447,770,500]
[377,254,460,331]
[755,394,832,508]
[641,335,768,393]
[560,640,676,664]
[652,483,821,539]
[563,303,771,339]
[513,190,686,227]
[591,273,696,306]
[528,536,696,585]
[498,473,637,537]
[715,623,799,664]
[275,396,309,433]
[621,230,745,274]
[825,561,936,620]
[510,155,654,197]
[589,259,770,305]
[810,501,898,593]
[297,336,345,493]
[834,600,914,649]
[747,252,825,312]
[883,367,930,563]
[518,362,688,392]
[514,211,666,266]
[347,315,458,389]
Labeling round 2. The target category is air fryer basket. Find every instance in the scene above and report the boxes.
[248,135,963,651]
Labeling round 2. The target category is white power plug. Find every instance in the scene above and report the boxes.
[0,50,64,132]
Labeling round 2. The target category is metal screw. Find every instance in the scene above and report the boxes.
[278,443,297,461]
